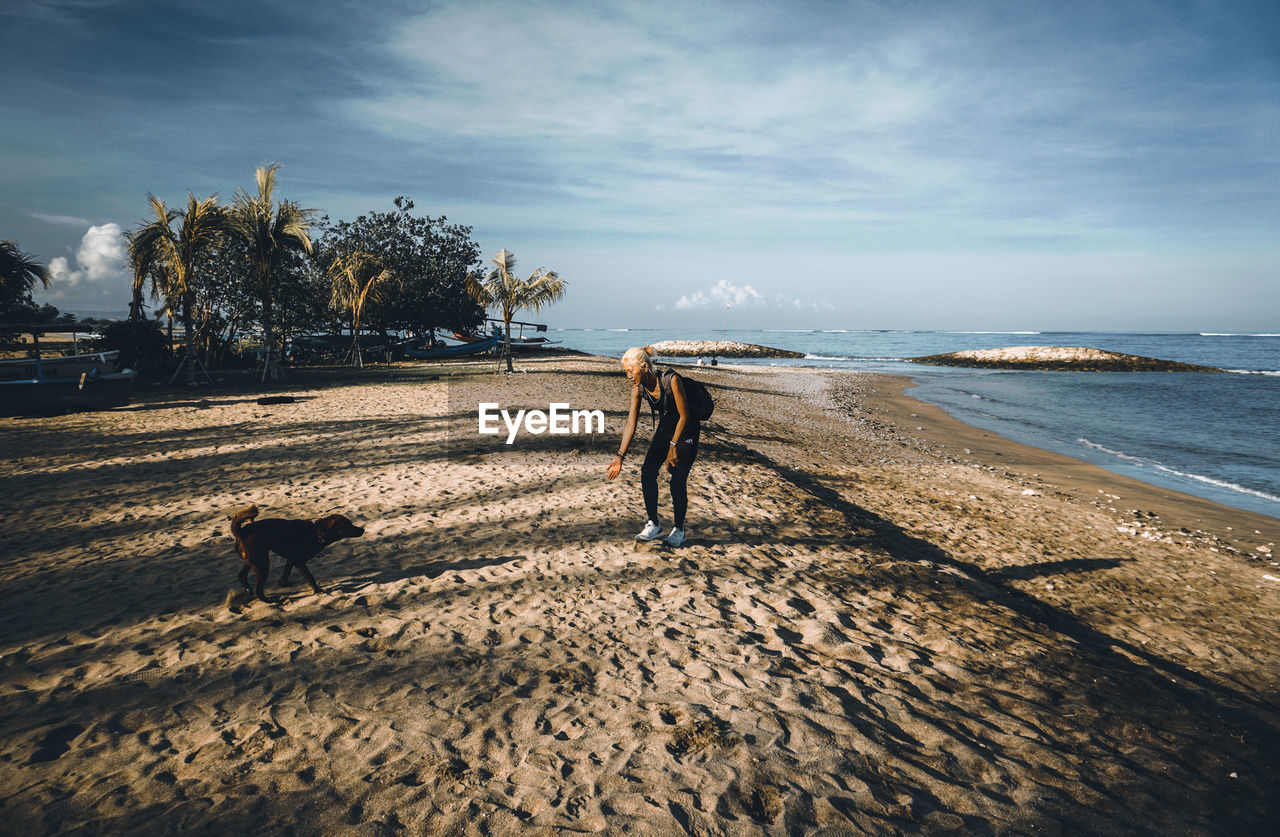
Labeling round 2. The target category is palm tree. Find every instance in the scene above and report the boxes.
[0,240,52,310]
[127,195,178,323]
[328,251,399,369]
[227,164,315,382]
[467,249,566,372]
[128,193,226,381]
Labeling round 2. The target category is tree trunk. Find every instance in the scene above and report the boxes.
[350,321,363,370]
[261,289,284,383]
[130,285,144,322]
[181,290,198,384]
[503,318,513,373]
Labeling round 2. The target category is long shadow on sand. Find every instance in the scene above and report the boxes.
[722,438,1278,715]
[5,536,1277,834]
[712,436,1280,819]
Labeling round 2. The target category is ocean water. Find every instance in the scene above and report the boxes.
[556,329,1280,520]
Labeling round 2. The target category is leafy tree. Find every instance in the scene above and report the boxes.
[317,197,484,342]
[328,251,399,368]
[467,249,566,372]
[227,164,316,382]
[190,236,259,368]
[127,192,227,381]
[1,240,55,349]
[276,249,334,354]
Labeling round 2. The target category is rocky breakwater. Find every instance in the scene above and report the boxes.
[651,340,805,359]
[910,345,1222,372]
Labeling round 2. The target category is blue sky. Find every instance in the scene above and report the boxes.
[2,0,1277,330]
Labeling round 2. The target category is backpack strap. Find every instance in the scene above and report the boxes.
[639,371,662,428]
[641,368,678,428]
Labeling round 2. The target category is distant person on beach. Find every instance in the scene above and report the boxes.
[606,346,714,547]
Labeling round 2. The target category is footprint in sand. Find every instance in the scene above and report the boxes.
[26,723,84,764]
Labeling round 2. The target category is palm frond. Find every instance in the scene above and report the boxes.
[469,250,568,322]
[227,167,315,290]
[490,248,518,279]
[466,269,496,307]
[256,163,280,205]
[128,196,181,301]
[0,239,52,294]
[519,269,568,312]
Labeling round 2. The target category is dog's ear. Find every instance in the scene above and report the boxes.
[318,515,358,538]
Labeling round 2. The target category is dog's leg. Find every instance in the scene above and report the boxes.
[280,561,294,586]
[293,562,323,595]
[238,564,252,592]
[250,553,271,602]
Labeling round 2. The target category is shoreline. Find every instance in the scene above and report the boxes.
[1,355,1277,833]
[684,356,1279,527]
[691,360,1277,554]
[878,372,1278,550]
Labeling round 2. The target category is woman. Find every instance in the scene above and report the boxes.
[605,346,702,546]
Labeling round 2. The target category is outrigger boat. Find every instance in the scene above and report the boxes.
[0,323,136,416]
[0,349,119,382]
[453,319,562,351]
[404,334,500,360]
[0,368,137,416]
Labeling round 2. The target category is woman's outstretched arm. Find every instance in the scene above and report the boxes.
[606,383,642,481]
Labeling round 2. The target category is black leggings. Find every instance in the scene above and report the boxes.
[641,420,701,529]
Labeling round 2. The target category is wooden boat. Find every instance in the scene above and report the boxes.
[0,368,137,416]
[453,333,561,352]
[404,335,500,360]
[0,350,119,382]
[451,330,490,344]
[506,335,562,351]
[457,319,561,351]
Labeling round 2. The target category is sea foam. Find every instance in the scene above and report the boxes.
[1079,438,1280,503]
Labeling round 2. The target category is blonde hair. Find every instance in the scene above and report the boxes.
[621,345,654,376]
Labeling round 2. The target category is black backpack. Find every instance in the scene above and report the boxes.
[658,368,714,422]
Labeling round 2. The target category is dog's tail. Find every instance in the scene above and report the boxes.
[230,505,259,543]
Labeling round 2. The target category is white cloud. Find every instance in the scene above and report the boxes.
[43,223,130,308]
[779,295,835,313]
[675,279,763,309]
[674,279,831,313]
[29,211,94,227]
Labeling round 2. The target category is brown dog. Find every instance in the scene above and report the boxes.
[231,505,364,601]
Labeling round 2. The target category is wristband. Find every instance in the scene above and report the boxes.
[669,441,677,447]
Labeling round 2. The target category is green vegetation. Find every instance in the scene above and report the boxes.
[128,192,227,382]
[227,164,317,382]
[467,249,566,372]
[313,196,486,351]
[0,240,63,350]
[327,252,398,369]
[7,170,566,382]
[0,239,51,307]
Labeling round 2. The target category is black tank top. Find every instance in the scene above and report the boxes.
[640,369,682,426]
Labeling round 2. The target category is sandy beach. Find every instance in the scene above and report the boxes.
[1,355,1277,835]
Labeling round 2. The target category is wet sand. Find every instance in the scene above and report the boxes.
[1,355,1276,834]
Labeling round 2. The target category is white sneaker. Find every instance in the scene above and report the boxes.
[635,520,664,541]
[664,528,686,547]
